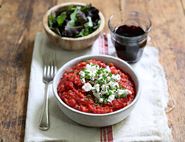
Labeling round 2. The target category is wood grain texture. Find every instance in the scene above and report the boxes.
[0,0,57,141]
[0,0,185,141]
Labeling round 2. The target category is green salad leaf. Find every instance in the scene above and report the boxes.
[57,12,66,26]
[85,16,93,27]
[48,15,55,27]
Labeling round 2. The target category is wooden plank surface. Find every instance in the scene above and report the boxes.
[0,0,184,141]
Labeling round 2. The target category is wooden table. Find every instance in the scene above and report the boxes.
[0,0,184,141]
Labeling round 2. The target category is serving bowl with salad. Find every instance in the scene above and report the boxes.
[53,55,141,127]
[43,2,105,50]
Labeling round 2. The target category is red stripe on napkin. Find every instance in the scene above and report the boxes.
[103,127,107,142]
[107,126,113,142]
[100,127,106,142]
[103,33,108,55]
[100,126,113,142]
[99,35,103,54]
[99,34,113,142]
[100,128,103,142]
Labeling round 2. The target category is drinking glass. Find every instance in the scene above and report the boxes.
[108,11,151,63]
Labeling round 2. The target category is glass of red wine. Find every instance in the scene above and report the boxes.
[108,11,151,63]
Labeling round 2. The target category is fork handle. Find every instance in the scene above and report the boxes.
[39,84,49,131]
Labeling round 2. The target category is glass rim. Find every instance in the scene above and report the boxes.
[108,11,152,40]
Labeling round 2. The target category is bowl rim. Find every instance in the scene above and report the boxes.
[53,55,141,117]
[43,2,105,41]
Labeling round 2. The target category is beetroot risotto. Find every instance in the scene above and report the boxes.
[57,59,136,114]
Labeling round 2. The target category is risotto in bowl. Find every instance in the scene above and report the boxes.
[53,55,141,127]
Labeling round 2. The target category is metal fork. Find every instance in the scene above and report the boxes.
[39,54,57,131]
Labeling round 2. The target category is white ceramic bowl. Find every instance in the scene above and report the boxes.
[53,55,141,127]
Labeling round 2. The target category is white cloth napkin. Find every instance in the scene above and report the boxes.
[24,32,172,142]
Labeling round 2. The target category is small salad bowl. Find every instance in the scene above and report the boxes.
[43,2,105,50]
[53,55,141,127]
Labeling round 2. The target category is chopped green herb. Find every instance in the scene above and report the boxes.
[120,93,127,98]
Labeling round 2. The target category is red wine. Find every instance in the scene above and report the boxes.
[116,25,145,37]
[112,25,147,63]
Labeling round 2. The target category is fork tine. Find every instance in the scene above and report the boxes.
[51,53,55,78]
[47,64,51,79]
[46,64,49,79]
[50,62,53,79]
[43,65,47,78]
[43,55,49,77]
[54,53,57,75]
[51,60,54,78]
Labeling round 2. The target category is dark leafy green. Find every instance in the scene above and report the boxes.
[56,12,66,26]
[48,4,101,38]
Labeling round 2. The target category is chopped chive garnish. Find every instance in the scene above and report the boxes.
[79,63,130,103]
